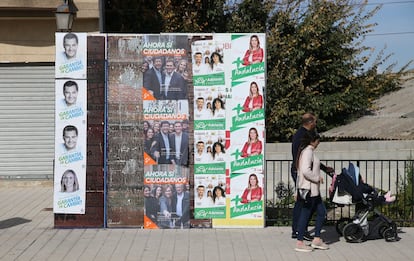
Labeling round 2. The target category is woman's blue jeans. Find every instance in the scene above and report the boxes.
[296,195,326,240]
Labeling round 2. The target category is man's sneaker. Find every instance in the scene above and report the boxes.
[311,240,329,250]
[291,232,297,239]
[303,232,314,241]
[295,243,313,252]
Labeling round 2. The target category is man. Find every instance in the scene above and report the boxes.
[291,112,333,240]
[143,56,163,99]
[194,141,212,164]
[194,185,213,207]
[182,119,189,133]
[61,33,79,62]
[170,121,189,166]
[192,52,208,75]
[194,97,212,119]
[60,80,79,109]
[152,121,172,164]
[172,184,190,228]
[162,58,187,100]
[60,125,79,153]
[56,33,85,78]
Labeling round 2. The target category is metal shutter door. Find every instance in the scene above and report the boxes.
[0,64,54,179]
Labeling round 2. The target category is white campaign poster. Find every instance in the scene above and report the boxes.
[53,35,87,214]
[192,36,231,220]
[55,32,87,79]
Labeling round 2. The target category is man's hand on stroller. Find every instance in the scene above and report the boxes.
[320,163,334,175]
[325,166,334,174]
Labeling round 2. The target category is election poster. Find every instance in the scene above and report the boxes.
[55,32,87,79]
[192,36,232,220]
[191,33,266,227]
[54,32,87,214]
[53,79,87,214]
[142,34,191,229]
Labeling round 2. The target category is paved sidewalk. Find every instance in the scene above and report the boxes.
[1,186,413,261]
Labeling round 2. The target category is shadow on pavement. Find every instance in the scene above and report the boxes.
[0,217,31,229]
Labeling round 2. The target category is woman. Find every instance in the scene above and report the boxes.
[207,190,213,199]
[212,142,226,162]
[241,127,262,158]
[210,52,224,72]
[206,145,212,157]
[175,59,187,75]
[144,185,159,223]
[143,121,150,134]
[241,174,263,203]
[204,56,210,65]
[243,35,264,65]
[242,82,263,112]
[206,101,212,112]
[60,169,79,193]
[213,186,226,206]
[295,131,329,252]
[144,127,157,159]
[211,98,225,118]
[159,184,174,228]
[153,185,163,201]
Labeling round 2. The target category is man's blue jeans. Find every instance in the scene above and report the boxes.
[291,169,301,234]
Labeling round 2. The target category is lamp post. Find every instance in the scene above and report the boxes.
[55,0,78,32]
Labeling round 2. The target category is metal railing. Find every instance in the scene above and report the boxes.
[265,159,414,226]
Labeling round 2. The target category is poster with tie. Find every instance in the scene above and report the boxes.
[142,35,191,229]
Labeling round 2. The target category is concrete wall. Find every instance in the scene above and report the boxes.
[0,0,99,63]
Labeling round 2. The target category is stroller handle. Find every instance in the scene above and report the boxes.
[325,171,335,178]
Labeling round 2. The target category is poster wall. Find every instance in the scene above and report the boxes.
[192,37,230,219]
[142,35,191,229]
[54,33,87,214]
[228,34,265,224]
[52,33,264,226]
[192,34,266,227]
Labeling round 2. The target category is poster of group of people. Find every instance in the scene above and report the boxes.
[51,32,265,226]
[53,33,87,214]
[192,34,266,227]
[142,35,191,229]
[192,35,230,219]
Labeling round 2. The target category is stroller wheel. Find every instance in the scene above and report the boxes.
[343,223,364,243]
[336,218,352,236]
[383,227,398,242]
[378,225,389,238]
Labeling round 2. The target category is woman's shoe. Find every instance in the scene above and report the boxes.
[311,239,329,250]
[295,243,313,252]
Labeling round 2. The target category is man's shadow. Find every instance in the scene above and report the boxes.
[0,217,31,229]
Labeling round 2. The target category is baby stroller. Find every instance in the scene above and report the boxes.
[329,163,398,243]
